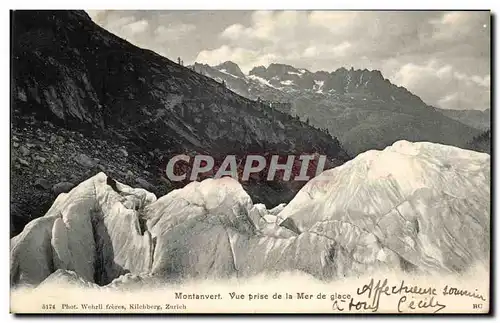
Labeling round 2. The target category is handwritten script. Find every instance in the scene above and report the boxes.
[332,278,488,313]
[334,278,446,313]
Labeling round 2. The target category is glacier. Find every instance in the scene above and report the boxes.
[10,140,490,288]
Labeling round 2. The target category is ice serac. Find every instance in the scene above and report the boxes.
[277,140,490,273]
[10,172,157,286]
[10,141,490,287]
[144,178,256,280]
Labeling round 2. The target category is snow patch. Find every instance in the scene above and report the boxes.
[219,69,240,79]
[314,80,324,93]
[248,75,277,89]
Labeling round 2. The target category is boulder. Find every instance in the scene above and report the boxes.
[17,158,29,166]
[19,146,30,156]
[74,153,96,168]
[135,177,155,192]
[34,178,51,190]
[33,155,46,163]
[118,148,128,158]
[52,182,75,195]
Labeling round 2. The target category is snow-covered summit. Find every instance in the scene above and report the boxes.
[195,60,482,156]
[214,61,246,78]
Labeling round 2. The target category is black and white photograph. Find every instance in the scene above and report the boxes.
[9,8,492,314]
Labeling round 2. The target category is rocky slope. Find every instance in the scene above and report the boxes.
[436,108,491,131]
[10,10,349,236]
[467,129,491,154]
[11,141,490,287]
[193,62,482,155]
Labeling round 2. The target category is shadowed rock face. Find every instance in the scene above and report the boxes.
[11,10,349,236]
[468,129,491,154]
[436,108,491,131]
[10,141,490,288]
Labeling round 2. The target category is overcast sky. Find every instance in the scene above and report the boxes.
[87,10,491,111]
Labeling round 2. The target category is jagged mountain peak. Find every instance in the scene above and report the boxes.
[332,66,384,79]
[268,63,301,71]
[248,65,266,76]
[214,60,245,78]
[198,60,480,155]
[250,63,309,79]
[244,62,401,98]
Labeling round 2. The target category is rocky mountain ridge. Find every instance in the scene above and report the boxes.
[192,61,482,155]
[436,107,490,131]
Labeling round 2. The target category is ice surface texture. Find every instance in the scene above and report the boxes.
[10,141,490,287]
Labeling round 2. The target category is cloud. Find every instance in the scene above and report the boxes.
[331,42,352,56]
[126,20,149,34]
[87,10,490,110]
[154,23,196,41]
[87,10,197,58]
[430,11,489,41]
[196,11,490,110]
[392,60,490,110]
[221,24,246,40]
[307,11,360,34]
[196,45,278,72]
[301,41,352,59]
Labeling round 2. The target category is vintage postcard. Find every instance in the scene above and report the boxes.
[10,9,491,314]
